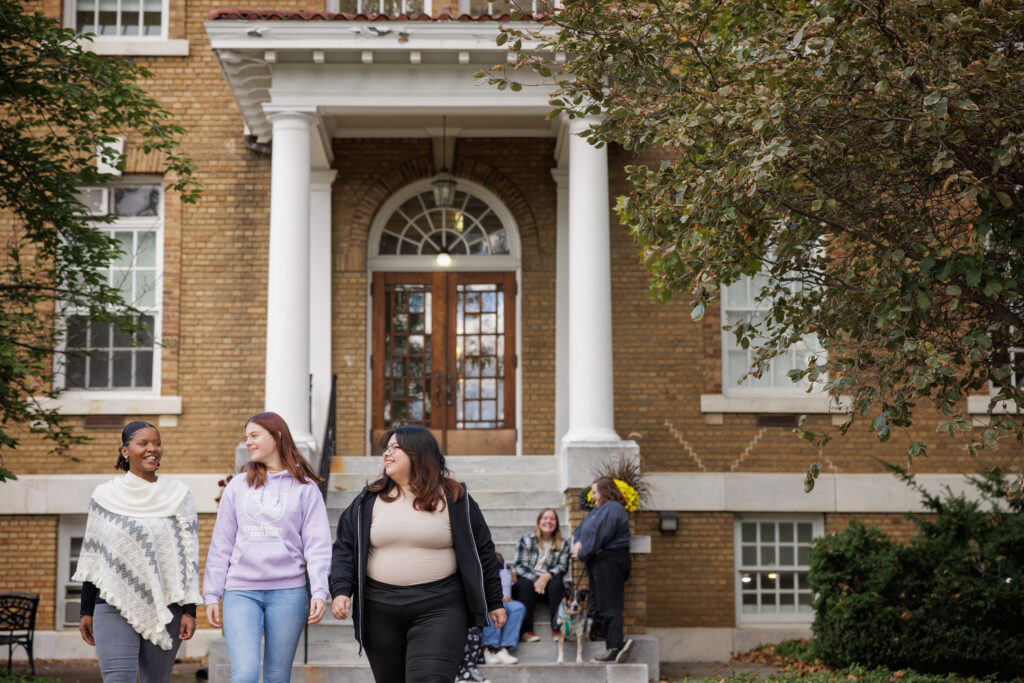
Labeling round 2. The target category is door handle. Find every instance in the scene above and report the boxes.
[446,374,454,406]
[433,374,442,406]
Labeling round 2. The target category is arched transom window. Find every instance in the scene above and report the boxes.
[376,189,510,257]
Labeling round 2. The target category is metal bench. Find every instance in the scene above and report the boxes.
[0,592,38,675]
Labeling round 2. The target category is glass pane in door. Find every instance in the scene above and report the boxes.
[455,283,504,428]
[384,284,432,426]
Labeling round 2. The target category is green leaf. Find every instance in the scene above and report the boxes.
[917,290,930,310]
[496,32,508,45]
[924,91,942,106]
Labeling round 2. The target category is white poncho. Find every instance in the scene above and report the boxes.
[73,472,202,649]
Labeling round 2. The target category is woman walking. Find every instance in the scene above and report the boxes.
[329,425,506,683]
[75,421,201,683]
[203,412,332,683]
[511,508,570,642]
[572,476,633,664]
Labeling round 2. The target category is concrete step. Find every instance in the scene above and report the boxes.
[326,505,568,527]
[330,471,552,492]
[333,455,560,476]
[327,489,569,512]
[325,522,569,546]
[289,662,649,683]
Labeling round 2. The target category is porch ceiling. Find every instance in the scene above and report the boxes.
[205,15,559,147]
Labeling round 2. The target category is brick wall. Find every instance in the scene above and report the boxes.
[0,515,58,630]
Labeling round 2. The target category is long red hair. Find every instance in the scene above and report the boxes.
[368,425,462,511]
[243,412,322,489]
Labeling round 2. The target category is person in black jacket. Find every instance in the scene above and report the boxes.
[329,425,505,683]
[572,476,633,664]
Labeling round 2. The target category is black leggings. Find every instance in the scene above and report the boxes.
[362,575,469,683]
[512,573,564,633]
[587,549,631,651]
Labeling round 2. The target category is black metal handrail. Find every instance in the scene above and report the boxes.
[317,373,337,501]
[306,374,337,665]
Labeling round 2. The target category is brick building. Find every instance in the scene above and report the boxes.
[0,0,1004,671]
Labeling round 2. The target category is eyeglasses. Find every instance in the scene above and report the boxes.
[382,444,401,457]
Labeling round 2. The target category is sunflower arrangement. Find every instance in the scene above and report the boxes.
[577,454,651,513]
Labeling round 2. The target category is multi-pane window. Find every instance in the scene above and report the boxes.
[63,183,161,391]
[991,336,1024,393]
[735,516,822,622]
[455,283,505,429]
[58,516,87,628]
[72,0,164,37]
[722,274,822,393]
[377,189,509,257]
[383,284,433,425]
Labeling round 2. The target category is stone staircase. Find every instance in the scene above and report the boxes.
[207,455,658,683]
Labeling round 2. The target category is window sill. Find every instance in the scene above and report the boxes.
[700,394,851,425]
[966,395,1021,416]
[76,38,190,57]
[34,394,182,417]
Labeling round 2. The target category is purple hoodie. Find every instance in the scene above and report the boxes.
[203,470,332,603]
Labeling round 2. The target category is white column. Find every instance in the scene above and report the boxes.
[552,166,570,452]
[564,117,619,443]
[309,169,337,447]
[265,111,314,442]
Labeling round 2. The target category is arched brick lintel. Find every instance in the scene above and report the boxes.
[345,153,541,266]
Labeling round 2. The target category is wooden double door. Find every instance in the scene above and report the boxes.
[371,272,516,455]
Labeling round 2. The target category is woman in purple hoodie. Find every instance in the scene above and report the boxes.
[203,412,332,683]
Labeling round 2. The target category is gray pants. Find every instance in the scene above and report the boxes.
[93,602,183,683]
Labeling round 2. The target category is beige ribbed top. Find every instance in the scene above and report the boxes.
[367,488,456,586]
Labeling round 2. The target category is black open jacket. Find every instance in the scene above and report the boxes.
[328,483,504,650]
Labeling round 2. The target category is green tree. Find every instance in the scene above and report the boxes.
[488,0,1024,483]
[0,0,199,481]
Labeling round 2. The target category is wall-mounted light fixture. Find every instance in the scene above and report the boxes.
[658,511,678,533]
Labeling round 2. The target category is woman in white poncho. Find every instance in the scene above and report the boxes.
[74,421,201,682]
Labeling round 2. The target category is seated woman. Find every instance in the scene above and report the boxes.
[511,508,570,642]
[481,553,524,664]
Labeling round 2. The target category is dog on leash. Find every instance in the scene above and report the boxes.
[554,587,590,664]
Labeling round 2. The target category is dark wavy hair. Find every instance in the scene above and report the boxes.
[593,476,626,507]
[243,412,323,489]
[368,425,463,511]
[116,421,157,472]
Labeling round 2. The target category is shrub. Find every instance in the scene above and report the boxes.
[809,468,1024,678]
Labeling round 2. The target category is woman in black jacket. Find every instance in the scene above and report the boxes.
[329,426,505,683]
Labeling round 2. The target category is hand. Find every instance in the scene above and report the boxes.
[534,572,551,594]
[502,595,512,603]
[205,603,222,629]
[179,614,196,641]
[331,595,352,620]
[308,598,326,625]
[571,541,582,560]
[79,615,95,646]
[489,607,507,629]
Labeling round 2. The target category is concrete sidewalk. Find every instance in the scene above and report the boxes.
[6,658,203,682]
[10,659,777,682]
[660,661,780,681]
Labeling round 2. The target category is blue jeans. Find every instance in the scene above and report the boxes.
[222,587,308,683]
[482,600,525,650]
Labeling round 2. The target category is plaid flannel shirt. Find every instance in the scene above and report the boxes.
[512,532,571,582]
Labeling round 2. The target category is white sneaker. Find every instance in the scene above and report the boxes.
[495,648,519,665]
[483,649,500,665]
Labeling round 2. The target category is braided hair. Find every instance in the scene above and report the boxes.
[116,421,158,472]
